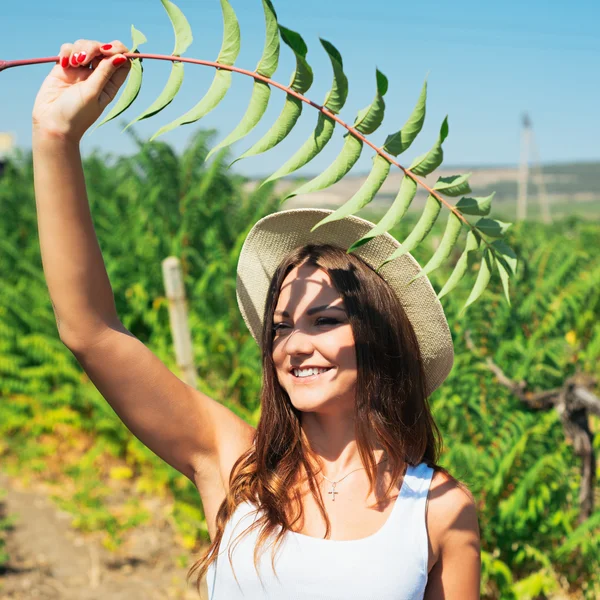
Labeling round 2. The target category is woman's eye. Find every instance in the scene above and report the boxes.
[316,317,339,326]
[272,317,339,334]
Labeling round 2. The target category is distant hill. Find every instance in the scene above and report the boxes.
[244,161,600,221]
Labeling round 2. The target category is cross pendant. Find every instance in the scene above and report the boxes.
[328,482,338,501]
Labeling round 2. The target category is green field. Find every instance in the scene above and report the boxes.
[1,130,599,598]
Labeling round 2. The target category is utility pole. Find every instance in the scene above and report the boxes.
[516,114,551,224]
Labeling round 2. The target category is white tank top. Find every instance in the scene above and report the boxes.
[206,461,434,599]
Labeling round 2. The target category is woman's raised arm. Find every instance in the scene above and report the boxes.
[31,40,255,487]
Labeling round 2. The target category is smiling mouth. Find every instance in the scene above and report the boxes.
[291,368,334,382]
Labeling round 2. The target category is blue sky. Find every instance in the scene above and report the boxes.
[1,0,598,177]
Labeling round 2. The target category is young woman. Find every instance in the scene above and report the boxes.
[32,40,481,599]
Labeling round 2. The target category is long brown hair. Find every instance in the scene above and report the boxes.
[188,243,450,592]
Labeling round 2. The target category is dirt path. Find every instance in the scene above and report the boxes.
[0,473,209,599]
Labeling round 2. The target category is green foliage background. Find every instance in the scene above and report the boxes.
[0,128,598,598]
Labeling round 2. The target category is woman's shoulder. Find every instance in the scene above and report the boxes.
[427,467,480,559]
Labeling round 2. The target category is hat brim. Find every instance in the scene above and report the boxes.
[236,208,454,396]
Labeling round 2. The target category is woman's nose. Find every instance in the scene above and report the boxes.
[282,327,314,355]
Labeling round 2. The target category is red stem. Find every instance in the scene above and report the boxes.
[2,52,472,228]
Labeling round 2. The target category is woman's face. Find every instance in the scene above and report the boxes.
[271,263,358,415]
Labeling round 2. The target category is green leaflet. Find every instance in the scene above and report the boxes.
[409,211,463,283]
[260,113,335,186]
[456,193,494,216]
[205,81,271,161]
[280,26,314,93]
[217,0,242,66]
[161,0,193,56]
[354,69,388,135]
[383,78,427,156]
[130,25,148,52]
[383,195,442,262]
[149,0,240,140]
[123,0,193,131]
[313,154,391,234]
[284,135,363,201]
[491,239,518,305]
[320,39,348,114]
[231,96,302,166]
[150,70,232,141]
[434,173,472,197]
[256,0,280,77]
[476,218,513,237]
[409,116,449,176]
[284,67,388,198]
[93,26,147,131]
[491,240,517,275]
[231,26,312,165]
[459,248,495,316]
[259,40,346,185]
[351,175,418,252]
[123,62,185,131]
[496,260,512,306]
[437,230,481,300]
[204,0,280,161]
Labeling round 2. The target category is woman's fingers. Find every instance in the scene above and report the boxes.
[98,40,131,56]
[59,40,131,70]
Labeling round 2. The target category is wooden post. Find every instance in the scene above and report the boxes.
[161,257,198,389]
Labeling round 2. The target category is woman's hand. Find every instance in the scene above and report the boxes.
[32,39,132,143]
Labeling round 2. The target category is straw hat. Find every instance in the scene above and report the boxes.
[236,208,454,396]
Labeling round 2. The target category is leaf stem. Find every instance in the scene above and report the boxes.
[4,52,476,233]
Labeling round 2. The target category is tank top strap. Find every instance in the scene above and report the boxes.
[403,461,435,498]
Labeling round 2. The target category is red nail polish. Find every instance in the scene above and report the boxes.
[113,56,127,66]
[77,52,86,63]
[71,54,78,66]
[101,44,113,50]
[61,56,69,68]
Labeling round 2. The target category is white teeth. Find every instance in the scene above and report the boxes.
[293,367,330,378]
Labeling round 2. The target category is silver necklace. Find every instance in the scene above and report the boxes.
[321,457,389,502]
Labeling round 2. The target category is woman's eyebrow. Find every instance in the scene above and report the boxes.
[274,304,346,317]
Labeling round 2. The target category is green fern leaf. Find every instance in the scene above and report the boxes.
[205,82,272,161]
[260,113,335,187]
[458,247,495,316]
[455,192,494,216]
[230,26,313,165]
[283,68,388,200]
[255,0,280,77]
[382,78,427,156]
[346,175,417,250]
[123,0,193,131]
[434,173,472,197]
[437,229,481,299]
[409,211,463,283]
[283,135,363,202]
[409,116,449,176]
[260,39,347,185]
[124,62,185,131]
[320,39,348,113]
[353,69,388,134]
[281,25,314,93]
[150,0,240,140]
[380,194,442,261]
[205,0,280,160]
[476,218,513,238]
[161,0,193,55]
[93,26,147,131]
[492,239,518,305]
[311,154,391,236]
